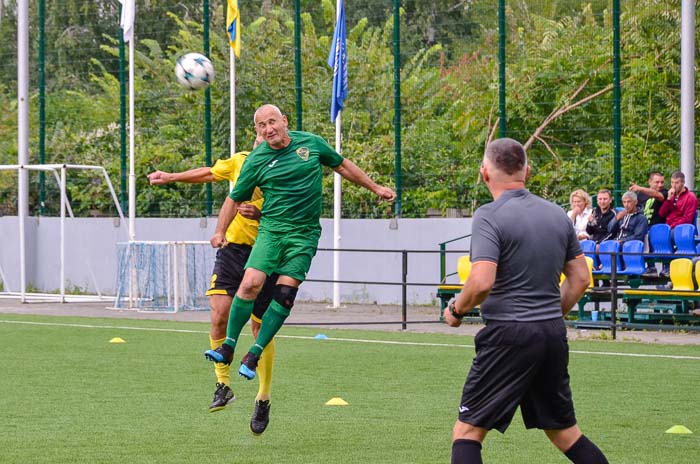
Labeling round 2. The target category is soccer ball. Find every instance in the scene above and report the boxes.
[175,53,215,90]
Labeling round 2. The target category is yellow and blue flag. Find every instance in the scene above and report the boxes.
[227,0,241,57]
[327,0,348,122]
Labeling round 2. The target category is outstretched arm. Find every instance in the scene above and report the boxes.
[148,167,215,185]
[210,197,241,248]
[333,159,396,201]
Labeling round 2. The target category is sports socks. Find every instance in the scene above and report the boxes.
[256,338,275,400]
[451,439,483,464]
[564,435,609,464]
[209,336,230,385]
[223,296,255,349]
[249,301,290,357]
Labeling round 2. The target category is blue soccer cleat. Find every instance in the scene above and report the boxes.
[204,343,233,365]
[238,352,260,380]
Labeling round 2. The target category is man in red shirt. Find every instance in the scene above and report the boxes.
[659,171,698,228]
[658,171,698,278]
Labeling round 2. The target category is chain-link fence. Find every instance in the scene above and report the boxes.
[0,1,695,218]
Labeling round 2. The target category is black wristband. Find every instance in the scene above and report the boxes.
[448,302,463,320]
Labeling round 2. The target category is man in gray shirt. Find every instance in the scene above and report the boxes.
[444,138,608,464]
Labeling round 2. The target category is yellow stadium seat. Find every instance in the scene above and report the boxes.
[561,256,594,288]
[670,258,694,291]
[457,255,472,284]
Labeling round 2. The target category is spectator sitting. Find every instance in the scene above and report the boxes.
[567,189,593,240]
[630,171,668,276]
[608,191,648,244]
[586,188,616,243]
[630,171,668,227]
[658,170,698,277]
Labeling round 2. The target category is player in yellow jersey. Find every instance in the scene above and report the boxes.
[147,136,277,434]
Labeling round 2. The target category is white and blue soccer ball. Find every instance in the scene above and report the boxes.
[175,53,215,90]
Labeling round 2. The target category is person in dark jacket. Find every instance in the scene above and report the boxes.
[608,191,648,243]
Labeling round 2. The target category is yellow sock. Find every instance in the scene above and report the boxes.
[209,336,230,386]
[256,337,275,401]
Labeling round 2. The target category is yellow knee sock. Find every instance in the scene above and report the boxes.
[256,338,275,401]
[210,336,231,386]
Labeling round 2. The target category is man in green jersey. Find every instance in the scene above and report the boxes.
[205,104,396,384]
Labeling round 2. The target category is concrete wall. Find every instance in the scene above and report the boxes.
[0,216,474,304]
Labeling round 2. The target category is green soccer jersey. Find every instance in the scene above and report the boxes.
[230,131,344,230]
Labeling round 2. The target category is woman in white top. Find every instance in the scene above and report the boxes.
[567,189,593,240]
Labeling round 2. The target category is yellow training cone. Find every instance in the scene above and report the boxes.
[665,425,692,434]
[325,397,349,406]
[109,337,126,344]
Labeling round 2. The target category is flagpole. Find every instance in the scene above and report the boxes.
[128,34,135,241]
[230,47,236,186]
[333,114,342,308]
[331,0,344,309]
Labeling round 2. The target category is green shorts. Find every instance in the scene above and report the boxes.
[245,226,321,282]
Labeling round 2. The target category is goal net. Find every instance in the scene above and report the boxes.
[114,241,217,312]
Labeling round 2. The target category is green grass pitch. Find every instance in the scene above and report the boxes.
[0,314,698,463]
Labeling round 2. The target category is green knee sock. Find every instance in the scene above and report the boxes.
[224,296,255,349]
[250,301,290,356]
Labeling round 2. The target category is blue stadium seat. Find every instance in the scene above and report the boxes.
[674,224,696,256]
[618,240,645,276]
[593,240,619,275]
[579,239,598,268]
[647,223,673,257]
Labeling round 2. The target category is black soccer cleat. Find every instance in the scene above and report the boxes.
[238,352,260,380]
[204,343,234,365]
[250,399,271,435]
[209,382,235,413]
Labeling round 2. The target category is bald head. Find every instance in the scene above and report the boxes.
[253,104,284,124]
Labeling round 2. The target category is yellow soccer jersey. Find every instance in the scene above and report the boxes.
[210,152,264,246]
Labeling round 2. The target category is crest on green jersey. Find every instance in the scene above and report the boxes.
[296,147,310,161]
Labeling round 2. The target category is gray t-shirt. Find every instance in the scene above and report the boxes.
[470,189,582,322]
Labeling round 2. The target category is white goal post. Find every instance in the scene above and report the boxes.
[0,163,126,303]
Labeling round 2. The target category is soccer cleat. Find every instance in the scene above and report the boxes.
[204,343,234,365]
[209,382,235,413]
[250,399,271,435]
[238,352,260,380]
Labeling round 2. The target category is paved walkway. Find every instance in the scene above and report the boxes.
[1,297,699,345]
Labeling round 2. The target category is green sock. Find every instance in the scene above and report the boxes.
[250,301,290,356]
[223,296,255,349]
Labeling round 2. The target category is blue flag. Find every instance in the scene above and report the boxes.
[328,0,348,123]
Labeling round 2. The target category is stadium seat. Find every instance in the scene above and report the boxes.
[584,256,594,288]
[618,240,645,276]
[560,256,594,288]
[673,224,696,256]
[456,255,472,283]
[647,223,673,257]
[579,239,598,269]
[693,259,700,290]
[670,258,694,291]
[593,240,619,275]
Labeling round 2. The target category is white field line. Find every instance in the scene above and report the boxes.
[1,319,700,361]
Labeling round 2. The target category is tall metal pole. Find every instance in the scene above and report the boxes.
[392,0,402,217]
[498,0,506,137]
[680,0,695,190]
[612,0,622,205]
[203,0,212,215]
[294,0,303,130]
[18,0,30,301]
[38,0,46,214]
[119,4,127,214]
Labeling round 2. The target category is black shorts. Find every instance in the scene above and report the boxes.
[458,317,576,433]
[205,243,277,321]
